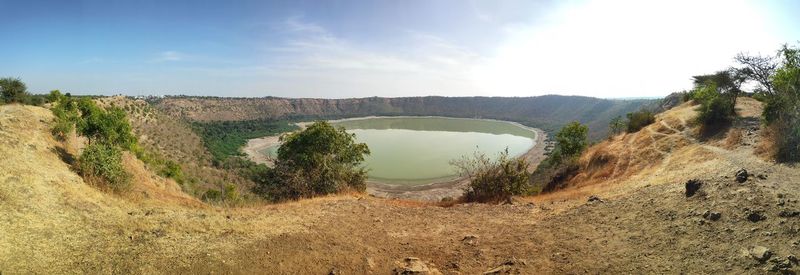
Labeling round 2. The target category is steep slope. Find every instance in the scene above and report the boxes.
[1,101,799,274]
[155,95,655,140]
[95,96,257,199]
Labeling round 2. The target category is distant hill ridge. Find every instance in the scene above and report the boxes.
[154,95,658,139]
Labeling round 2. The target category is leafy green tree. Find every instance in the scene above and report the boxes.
[76,98,137,149]
[690,70,744,126]
[0,77,30,103]
[609,116,625,135]
[555,121,588,158]
[766,44,800,161]
[47,90,65,103]
[625,110,655,133]
[257,121,370,201]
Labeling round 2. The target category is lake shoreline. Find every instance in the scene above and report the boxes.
[242,116,548,202]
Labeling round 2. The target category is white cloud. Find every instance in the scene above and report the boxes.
[472,0,784,97]
[252,18,486,97]
[151,51,186,62]
[170,2,790,98]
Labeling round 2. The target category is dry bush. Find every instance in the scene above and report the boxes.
[755,124,779,160]
[721,128,743,149]
[452,149,530,203]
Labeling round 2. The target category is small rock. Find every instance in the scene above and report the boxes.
[747,212,767,222]
[736,169,749,183]
[788,255,798,263]
[483,258,527,274]
[462,235,479,246]
[393,257,442,275]
[685,179,702,197]
[757,174,768,180]
[750,246,772,262]
[447,262,460,270]
[767,258,792,272]
[587,195,603,203]
[703,211,722,221]
[328,267,340,275]
[778,210,800,218]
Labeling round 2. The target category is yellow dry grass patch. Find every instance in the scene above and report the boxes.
[0,104,325,273]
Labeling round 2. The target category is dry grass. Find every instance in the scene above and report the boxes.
[720,128,744,149]
[755,124,779,160]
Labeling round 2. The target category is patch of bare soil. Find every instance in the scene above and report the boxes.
[1,100,799,274]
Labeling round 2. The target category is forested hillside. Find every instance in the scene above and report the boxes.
[154,95,657,140]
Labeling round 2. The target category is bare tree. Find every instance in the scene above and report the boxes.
[735,52,778,95]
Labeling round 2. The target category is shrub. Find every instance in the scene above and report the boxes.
[766,45,800,162]
[452,149,530,203]
[0,77,30,103]
[530,122,588,193]
[625,110,656,133]
[159,160,184,183]
[555,121,588,159]
[608,116,625,136]
[78,142,131,191]
[255,121,370,201]
[689,70,743,128]
[76,99,137,149]
[50,97,81,140]
[202,189,222,201]
[201,184,241,204]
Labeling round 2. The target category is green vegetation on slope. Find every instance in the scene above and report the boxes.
[0,77,53,106]
[531,121,589,193]
[625,110,656,133]
[50,93,138,190]
[155,95,658,140]
[737,44,800,162]
[191,119,298,164]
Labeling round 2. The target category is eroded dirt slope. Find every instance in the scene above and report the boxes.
[1,100,799,274]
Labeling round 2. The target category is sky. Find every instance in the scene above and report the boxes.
[1,0,798,98]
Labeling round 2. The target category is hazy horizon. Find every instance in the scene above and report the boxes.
[2,0,798,98]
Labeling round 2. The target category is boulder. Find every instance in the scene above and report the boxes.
[750,246,772,262]
[703,211,722,221]
[747,212,767,222]
[735,169,749,183]
[685,179,703,197]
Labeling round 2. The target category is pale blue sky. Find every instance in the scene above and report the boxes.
[1,0,798,98]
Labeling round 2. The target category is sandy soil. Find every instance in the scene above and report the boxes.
[243,135,280,165]
[242,117,547,201]
[2,101,800,274]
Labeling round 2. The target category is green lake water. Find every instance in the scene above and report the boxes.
[264,117,537,186]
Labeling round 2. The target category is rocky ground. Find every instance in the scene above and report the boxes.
[1,99,799,274]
